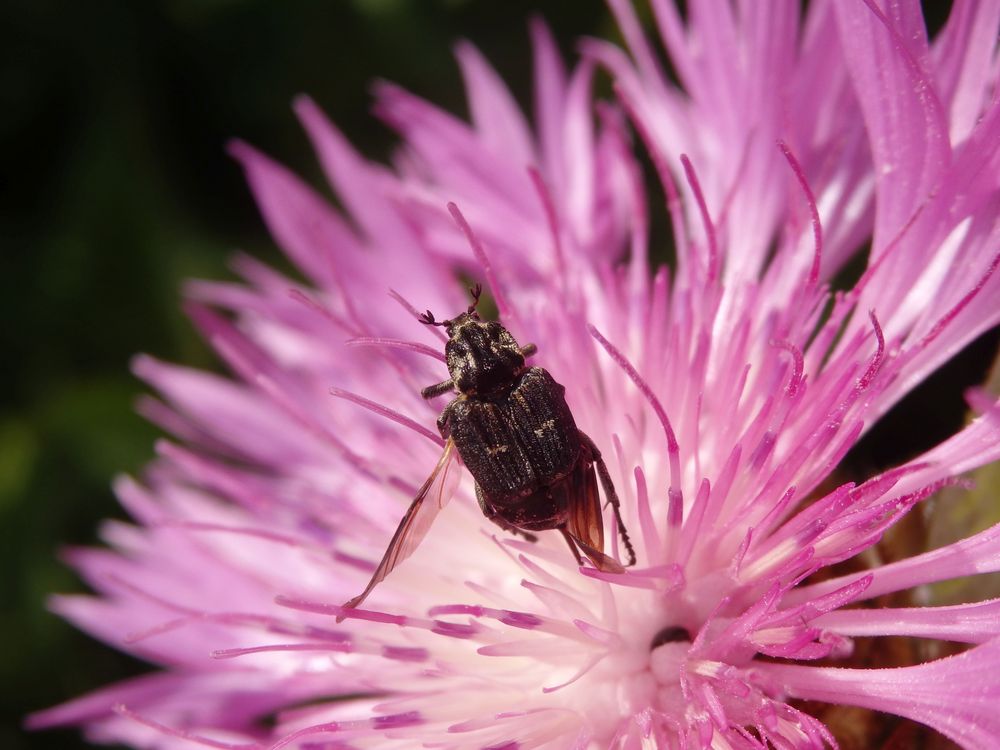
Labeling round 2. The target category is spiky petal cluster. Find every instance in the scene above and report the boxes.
[30,2,1000,748]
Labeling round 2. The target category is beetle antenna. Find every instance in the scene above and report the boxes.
[419,310,449,327]
[467,283,483,315]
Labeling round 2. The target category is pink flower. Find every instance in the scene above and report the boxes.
[30,2,1000,748]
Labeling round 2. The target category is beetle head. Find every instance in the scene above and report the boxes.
[421,285,526,397]
[442,313,525,396]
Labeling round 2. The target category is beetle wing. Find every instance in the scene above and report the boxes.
[566,458,604,550]
[565,460,625,574]
[341,439,460,614]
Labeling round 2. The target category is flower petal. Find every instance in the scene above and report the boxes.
[762,637,1000,750]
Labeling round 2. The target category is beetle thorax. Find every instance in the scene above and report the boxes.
[445,314,525,397]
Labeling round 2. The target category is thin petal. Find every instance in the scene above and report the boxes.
[761,638,1000,750]
[816,597,1000,644]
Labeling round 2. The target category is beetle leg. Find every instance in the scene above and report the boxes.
[578,431,637,567]
[490,517,539,543]
[434,401,459,440]
[476,486,538,542]
[421,379,455,399]
[519,343,537,358]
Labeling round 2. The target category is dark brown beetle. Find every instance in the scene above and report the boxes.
[342,285,635,612]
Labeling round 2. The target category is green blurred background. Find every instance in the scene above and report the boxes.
[1,1,989,749]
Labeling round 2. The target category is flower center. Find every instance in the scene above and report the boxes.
[648,625,693,695]
[649,625,691,650]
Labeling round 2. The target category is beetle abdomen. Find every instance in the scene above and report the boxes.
[448,367,580,500]
[504,367,580,482]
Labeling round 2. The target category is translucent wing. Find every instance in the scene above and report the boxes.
[565,459,624,574]
[341,439,460,614]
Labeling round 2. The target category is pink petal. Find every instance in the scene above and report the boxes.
[816,597,1000,644]
[761,638,1000,750]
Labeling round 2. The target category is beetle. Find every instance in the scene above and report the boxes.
[342,285,635,612]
